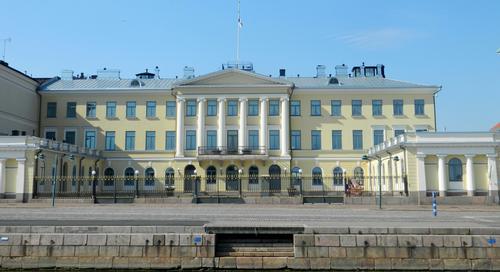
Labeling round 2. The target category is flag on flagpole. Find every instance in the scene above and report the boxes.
[238,17,243,28]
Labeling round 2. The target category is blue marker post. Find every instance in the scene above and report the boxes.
[432,191,437,216]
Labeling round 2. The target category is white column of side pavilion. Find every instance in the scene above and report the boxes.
[175,98,185,157]
[15,158,26,202]
[465,154,476,196]
[487,154,498,198]
[437,154,447,196]
[196,98,206,151]
[239,98,248,149]
[259,97,268,155]
[415,154,427,203]
[0,158,5,198]
[280,97,290,157]
[217,98,226,148]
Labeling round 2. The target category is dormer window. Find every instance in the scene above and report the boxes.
[365,67,377,77]
[353,67,362,77]
[135,69,155,79]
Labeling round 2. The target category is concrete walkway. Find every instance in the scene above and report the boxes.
[0,203,499,228]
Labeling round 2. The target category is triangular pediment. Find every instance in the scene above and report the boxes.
[176,69,291,86]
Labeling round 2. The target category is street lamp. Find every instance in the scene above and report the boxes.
[238,169,243,197]
[362,154,383,209]
[91,170,97,203]
[134,169,140,198]
[298,168,303,195]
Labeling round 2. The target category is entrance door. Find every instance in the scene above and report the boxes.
[226,165,239,191]
[227,130,238,154]
[184,165,196,192]
[269,165,281,193]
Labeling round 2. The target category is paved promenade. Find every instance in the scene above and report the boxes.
[0,203,499,228]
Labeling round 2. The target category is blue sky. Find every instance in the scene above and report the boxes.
[2,0,499,131]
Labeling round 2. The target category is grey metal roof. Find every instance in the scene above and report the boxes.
[284,76,437,89]
[39,78,178,91]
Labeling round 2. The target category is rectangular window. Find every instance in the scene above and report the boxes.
[352,100,362,116]
[47,102,57,118]
[311,130,321,150]
[85,130,96,149]
[165,131,176,150]
[291,130,301,150]
[185,130,196,150]
[332,130,342,150]
[66,102,76,118]
[290,100,301,116]
[393,99,404,116]
[206,130,217,148]
[353,130,363,150]
[145,131,155,150]
[331,100,341,117]
[105,131,115,151]
[86,102,96,118]
[126,101,136,118]
[227,100,238,116]
[207,99,217,116]
[269,99,280,116]
[125,131,135,151]
[311,100,321,116]
[373,129,384,145]
[248,130,259,149]
[186,99,197,117]
[166,101,176,117]
[45,131,56,140]
[415,99,425,115]
[394,129,405,137]
[146,101,156,118]
[106,101,116,118]
[248,100,259,116]
[372,100,382,116]
[64,131,76,145]
[227,130,238,150]
[269,130,280,150]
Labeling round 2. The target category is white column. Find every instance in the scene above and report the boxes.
[437,154,447,196]
[175,98,185,157]
[387,158,393,194]
[239,98,248,149]
[280,97,290,157]
[0,159,5,197]
[196,98,206,151]
[416,154,427,204]
[487,154,498,198]
[16,158,26,202]
[465,154,475,196]
[259,97,268,154]
[217,98,226,148]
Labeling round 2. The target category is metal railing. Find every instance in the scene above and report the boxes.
[197,146,267,156]
[32,175,408,201]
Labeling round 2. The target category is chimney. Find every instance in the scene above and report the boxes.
[279,68,286,78]
[60,70,74,80]
[97,68,120,80]
[316,65,326,78]
[183,66,195,79]
[155,66,160,79]
[335,64,349,77]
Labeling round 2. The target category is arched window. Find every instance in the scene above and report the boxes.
[333,167,343,186]
[448,158,463,182]
[249,166,259,184]
[184,165,196,192]
[145,168,155,186]
[269,165,281,192]
[226,165,239,191]
[206,166,216,184]
[104,168,115,186]
[353,167,364,185]
[124,167,135,186]
[312,167,322,185]
[291,167,301,186]
[165,167,175,186]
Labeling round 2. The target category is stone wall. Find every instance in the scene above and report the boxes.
[0,226,499,270]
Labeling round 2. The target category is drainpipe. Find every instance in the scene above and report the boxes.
[400,145,409,197]
[433,86,442,131]
[78,156,85,195]
[33,149,43,199]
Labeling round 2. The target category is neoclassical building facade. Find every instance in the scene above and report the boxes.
[1,61,498,203]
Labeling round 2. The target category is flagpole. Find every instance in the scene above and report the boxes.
[236,0,240,65]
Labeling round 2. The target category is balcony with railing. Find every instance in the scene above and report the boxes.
[197,146,267,160]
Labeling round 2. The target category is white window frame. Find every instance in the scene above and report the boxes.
[83,128,97,149]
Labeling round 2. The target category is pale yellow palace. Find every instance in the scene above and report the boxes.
[0,61,498,203]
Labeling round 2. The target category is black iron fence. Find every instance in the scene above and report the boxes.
[197,146,267,155]
[33,175,408,200]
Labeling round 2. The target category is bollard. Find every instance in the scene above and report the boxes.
[432,191,437,216]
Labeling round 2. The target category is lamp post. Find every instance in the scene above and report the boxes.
[238,168,243,197]
[134,169,140,198]
[193,169,198,196]
[362,154,382,209]
[393,156,400,193]
[298,168,303,195]
[91,170,96,203]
